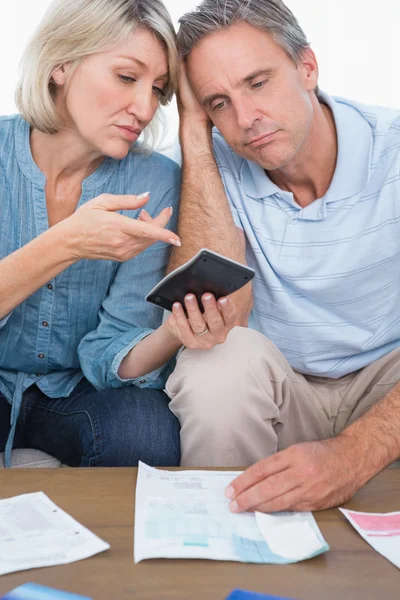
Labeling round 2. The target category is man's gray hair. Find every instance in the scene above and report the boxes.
[177,0,311,65]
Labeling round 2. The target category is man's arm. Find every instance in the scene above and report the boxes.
[169,65,252,325]
[225,382,400,513]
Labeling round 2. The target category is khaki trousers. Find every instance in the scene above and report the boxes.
[165,327,400,467]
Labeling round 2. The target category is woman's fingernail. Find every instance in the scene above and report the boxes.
[203,294,212,302]
[169,238,181,247]
[225,486,234,499]
[173,303,181,311]
[168,206,173,214]
[186,294,195,302]
[230,501,239,513]
[137,191,150,199]
[219,298,228,306]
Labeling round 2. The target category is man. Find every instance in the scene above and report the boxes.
[166,0,400,513]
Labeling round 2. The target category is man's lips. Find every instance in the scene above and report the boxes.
[247,131,278,147]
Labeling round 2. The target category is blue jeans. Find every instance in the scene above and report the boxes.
[0,379,180,466]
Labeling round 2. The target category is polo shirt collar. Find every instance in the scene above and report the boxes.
[240,90,373,203]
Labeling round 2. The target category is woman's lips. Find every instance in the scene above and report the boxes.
[115,125,141,141]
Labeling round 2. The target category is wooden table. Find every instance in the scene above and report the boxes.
[0,468,399,600]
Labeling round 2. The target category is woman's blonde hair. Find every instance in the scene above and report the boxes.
[15,0,178,149]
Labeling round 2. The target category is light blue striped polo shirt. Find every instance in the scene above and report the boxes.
[213,92,400,378]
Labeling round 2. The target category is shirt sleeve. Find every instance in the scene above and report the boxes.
[78,165,180,391]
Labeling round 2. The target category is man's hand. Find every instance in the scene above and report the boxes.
[225,437,363,513]
[165,293,237,350]
[177,61,210,127]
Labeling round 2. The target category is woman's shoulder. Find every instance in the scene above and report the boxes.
[0,115,25,160]
[116,148,181,192]
[0,114,21,134]
[0,114,20,142]
[0,115,23,177]
[125,147,180,174]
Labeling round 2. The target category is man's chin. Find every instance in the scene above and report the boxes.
[239,151,285,171]
[244,145,292,171]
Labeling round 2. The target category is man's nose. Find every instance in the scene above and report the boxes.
[235,98,261,130]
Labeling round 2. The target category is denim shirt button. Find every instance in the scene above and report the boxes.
[139,379,146,384]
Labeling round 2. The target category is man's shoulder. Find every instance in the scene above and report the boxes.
[333,96,400,136]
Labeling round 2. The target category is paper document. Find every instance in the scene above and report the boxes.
[340,507,400,569]
[134,462,329,563]
[0,492,110,575]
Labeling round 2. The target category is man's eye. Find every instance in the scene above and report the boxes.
[252,80,267,89]
[119,75,135,83]
[212,101,226,111]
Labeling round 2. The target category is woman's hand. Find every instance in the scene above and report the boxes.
[165,293,237,350]
[63,192,180,262]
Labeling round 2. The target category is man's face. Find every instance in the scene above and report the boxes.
[186,22,318,171]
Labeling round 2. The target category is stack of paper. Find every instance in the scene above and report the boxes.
[134,462,329,564]
[0,492,110,575]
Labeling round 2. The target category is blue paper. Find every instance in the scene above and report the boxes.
[1,583,92,600]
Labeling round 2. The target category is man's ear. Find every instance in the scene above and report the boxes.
[299,48,319,92]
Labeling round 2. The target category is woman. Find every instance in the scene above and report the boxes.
[0,0,188,469]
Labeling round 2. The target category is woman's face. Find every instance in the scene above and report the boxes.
[54,28,169,159]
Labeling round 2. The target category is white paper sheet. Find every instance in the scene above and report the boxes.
[134,462,329,564]
[339,507,400,569]
[255,511,328,561]
[0,491,110,575]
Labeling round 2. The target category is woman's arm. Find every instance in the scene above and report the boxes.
[0,192,180,321]
[118,293,236,379]
[117,196,238,381]
[118,320,182,379]
[0,222,77,320]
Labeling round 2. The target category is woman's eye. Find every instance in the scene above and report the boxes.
[153,86,166,98]
[119,75,135,83]
[252,80,266,89]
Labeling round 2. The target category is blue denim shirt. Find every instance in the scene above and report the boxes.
[0,114,181,466]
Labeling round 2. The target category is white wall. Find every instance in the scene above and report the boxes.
[1,0,399,151]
